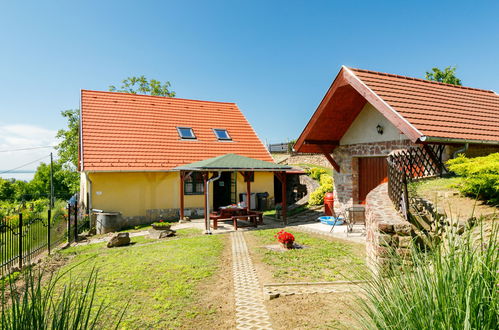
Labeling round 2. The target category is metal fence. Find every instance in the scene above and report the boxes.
[387,145,445,218]
[0,203,89,276]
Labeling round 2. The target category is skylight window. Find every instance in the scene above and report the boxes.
[213,129,231,141]
[177,127,196,139]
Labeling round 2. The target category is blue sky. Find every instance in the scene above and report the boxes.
[1,0,498,177]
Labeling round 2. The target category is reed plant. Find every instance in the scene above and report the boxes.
[360,220,498,329]
[1,267,126,329]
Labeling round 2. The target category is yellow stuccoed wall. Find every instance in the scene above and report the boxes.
[236,172,275,201]
[82,171,274,217]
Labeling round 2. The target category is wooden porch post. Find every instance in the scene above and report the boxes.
[281,172,287,224]
[275,172,287,225]
[239,171,253,212]
[203,172,208,232]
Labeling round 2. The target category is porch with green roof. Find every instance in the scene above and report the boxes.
[174,153,292,233]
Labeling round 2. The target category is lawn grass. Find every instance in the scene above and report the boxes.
[262,204,310,217]
[56,228,225,329]
[248,229,367,282]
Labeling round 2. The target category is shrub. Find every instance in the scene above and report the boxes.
[307,167,328,181]
[152,220,172,228]
[447,153,499,205]
[308,183,334,205]
[360,221,498,329]
[319,174,333,186]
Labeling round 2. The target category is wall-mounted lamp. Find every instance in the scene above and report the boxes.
[376,124,384,135]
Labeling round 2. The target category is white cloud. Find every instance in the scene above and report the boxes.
[0,124,57,179]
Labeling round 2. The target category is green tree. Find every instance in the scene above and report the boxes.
[109,75,175,97]
[30,161,74,200]
[425,66,462,85]
[0,178,15,200]
[56,109,79,169]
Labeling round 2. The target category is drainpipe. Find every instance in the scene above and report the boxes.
[86,173,93,211]
[205,171,222,234]
[452,143,469,159]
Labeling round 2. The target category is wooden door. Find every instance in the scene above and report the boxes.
[358,157,388,204]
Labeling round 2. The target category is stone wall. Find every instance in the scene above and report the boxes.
[278,153,334,169]
[365,183,413,273]
[333,140,414,212]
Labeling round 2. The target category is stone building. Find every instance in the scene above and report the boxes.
[294,66,499,212]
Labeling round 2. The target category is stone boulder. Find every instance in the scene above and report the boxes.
[107,232,131,248]
[148,228,176,239]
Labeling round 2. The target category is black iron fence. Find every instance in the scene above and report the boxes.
[0,203,89,276]
[387,145,445,218]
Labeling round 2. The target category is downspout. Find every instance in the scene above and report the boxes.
[86,173,93,211]
[205,171,222,234]
[452,143,469,159]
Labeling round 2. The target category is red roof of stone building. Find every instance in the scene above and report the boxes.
[295,66,499,153]
[80,90,273,171]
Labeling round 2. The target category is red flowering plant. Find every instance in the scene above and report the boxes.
[274,230,295,248]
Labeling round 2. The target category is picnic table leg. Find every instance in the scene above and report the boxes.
[233,217,238,230]
[213,219,218,230]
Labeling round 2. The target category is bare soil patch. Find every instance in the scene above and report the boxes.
[181,234,235,329]
[265,292,363,329]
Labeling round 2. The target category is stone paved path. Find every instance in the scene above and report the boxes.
[231,231,273,330]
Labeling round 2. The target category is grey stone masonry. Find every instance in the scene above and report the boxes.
[332,140,414,212]
[365,183,414,273]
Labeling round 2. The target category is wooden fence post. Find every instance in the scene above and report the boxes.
[18,213,23,270]
[402,172,410,220]
[67,203,71,243]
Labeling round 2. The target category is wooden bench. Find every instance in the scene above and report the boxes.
[210,209,264,230]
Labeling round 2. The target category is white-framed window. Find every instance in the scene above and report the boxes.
[213,128,231,141]
[177,127,196,139]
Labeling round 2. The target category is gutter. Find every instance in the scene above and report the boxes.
[419,136,499,145]
[205,171,222,234]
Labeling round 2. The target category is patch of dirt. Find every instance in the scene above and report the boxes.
[418,185,497,221]
[264,243,308,252]
[245,231,366,329]
[265,292,364,329]
[181,234,235,329]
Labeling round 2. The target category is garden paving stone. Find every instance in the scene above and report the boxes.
[231,231,273,329]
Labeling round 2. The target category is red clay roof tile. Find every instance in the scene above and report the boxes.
[80,90,273,171]
[349,67,499,142]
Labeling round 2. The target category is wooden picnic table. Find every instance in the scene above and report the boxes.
[210,207,263,230]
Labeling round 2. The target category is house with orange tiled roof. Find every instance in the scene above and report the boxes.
[294,66,499,211]
[79,90,287,230]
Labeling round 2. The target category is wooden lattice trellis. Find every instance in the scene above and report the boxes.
[388,144,445,217]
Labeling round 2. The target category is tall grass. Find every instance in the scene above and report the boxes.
[360,220,498,329]
[1,267,126,329]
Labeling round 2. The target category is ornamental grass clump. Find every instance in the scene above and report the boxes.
[359,220,498,329]
[1,267,126,329]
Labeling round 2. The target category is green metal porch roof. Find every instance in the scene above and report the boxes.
[173,153,291,171]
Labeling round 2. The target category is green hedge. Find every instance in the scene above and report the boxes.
[447,153,499,205]
[306,167,328,180]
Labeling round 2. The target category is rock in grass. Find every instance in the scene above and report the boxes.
[148,229,176,239]
[107,233,131,248]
